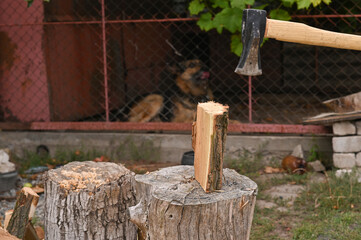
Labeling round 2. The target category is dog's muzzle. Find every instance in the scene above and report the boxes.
[201,71,210,79]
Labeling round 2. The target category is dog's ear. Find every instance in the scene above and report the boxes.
[166,61,185,75]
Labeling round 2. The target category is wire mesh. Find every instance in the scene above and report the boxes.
[0,0,360,127]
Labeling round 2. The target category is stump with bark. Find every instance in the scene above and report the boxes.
[129,165,258,240]
[44,161,137,240]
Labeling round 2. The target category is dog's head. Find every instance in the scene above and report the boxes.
[169,59,211,98]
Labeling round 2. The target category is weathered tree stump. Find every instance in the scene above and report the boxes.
[44,161,137,240]
[129,165,258,240]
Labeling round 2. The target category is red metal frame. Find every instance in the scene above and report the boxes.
[101,0,110,122]
[29,122,331,134]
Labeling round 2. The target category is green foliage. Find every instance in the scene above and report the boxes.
[307,143,320,162]
[25,0,50,8]
[188,0,333,55]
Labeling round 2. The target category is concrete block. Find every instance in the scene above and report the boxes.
[356,121,361,135]
[332,136,361,152]
[333,122,356,135]
[356,152,361,167]
[333,153,356,169]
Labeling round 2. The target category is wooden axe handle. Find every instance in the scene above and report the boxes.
[265,19,361,51]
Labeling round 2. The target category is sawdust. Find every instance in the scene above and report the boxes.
[58,169,110,192]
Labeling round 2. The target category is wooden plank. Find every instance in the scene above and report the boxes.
[192,101,228,192]
[323,91,361,113]
[303,111,361,125]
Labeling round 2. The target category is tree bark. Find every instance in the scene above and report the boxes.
[129,165,257,240]
[44,161,137,240]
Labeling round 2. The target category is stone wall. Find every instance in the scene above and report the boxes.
[332,121,361,169]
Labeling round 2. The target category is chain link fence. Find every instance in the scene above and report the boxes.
[1,0,360,127]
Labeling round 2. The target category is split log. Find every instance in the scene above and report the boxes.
[129,165,257,240]
[0,227,20,240]
[44,161,137,240]
[192,101,229,192]
[4,210,13,229]
[6,187,39,239]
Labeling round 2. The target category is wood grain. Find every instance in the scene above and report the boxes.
[44,161,137,240]
[193,101,229,192]
[266,19,361,51]
[129,166,258,240]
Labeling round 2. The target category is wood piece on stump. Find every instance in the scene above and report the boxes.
[192,101,229,192]
[6,187,39,239]
[129,165,257,240]
[44,161,137,240]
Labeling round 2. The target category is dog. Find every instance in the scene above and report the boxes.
[128,59,213,122]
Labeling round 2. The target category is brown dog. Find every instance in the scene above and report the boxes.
[128,59,213,122]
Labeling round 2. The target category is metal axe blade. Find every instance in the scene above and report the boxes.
[234,9,266,76]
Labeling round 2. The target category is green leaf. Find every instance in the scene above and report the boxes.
[254,4,269,10]
[297,0,311,9]
[231,35,243,56]
[212,0,229,9]
[281,0,296,7]
[230,0,254,9]
[197,12,214,31]
[322,0,331,4]
[213,8,243,34]
[189,0,206,15]
[311,0,322,7]
[26,0,33,7]
[269,9,291,21]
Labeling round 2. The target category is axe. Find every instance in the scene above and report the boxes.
[235,9,361,76]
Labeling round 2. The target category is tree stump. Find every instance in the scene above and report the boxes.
[44,161,137,240]
[129,165,258,240]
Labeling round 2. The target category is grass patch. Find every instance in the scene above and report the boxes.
[293,211,361,240]
[226,144,361,239]
[292,169,361,239]
[12,137,161,173]
[13,147,105,173]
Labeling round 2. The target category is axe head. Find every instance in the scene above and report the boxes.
[235,9,267,76]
